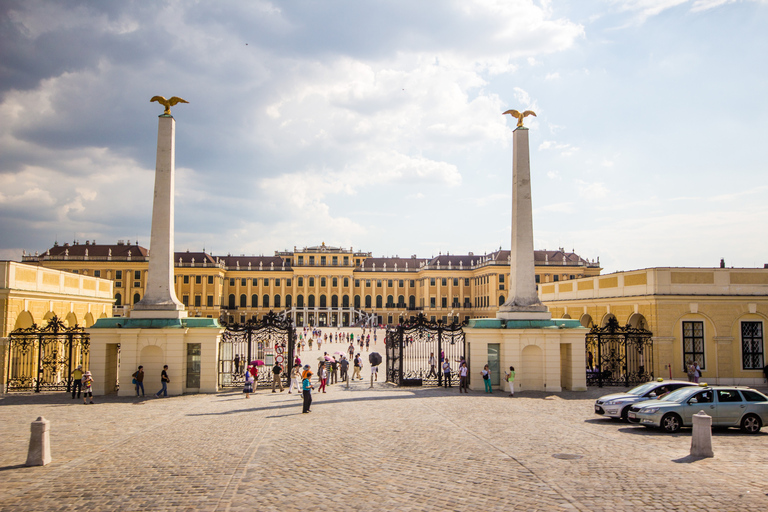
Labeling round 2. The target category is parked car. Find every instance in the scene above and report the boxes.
[627,385,768,433]
[594,379,695,421]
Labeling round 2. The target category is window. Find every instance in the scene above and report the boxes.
[365,296,372,308]
[343,295,350,307]
[321,277,326,287]
[377,280,382,287]
[554,275,559,282]
[298,277,304,287]
[274,295,281,308]
[114,293,122,306]
[717,390,742,403]
[287,279,292,286]
[742,389,766,402]
[354,295,361,308]
[464,278,469,286]
[321,256,326,265]
[430,297,436,308]
[134,281,141,288]
[344,278,349,287]
[275,278,280,286]
[297,295,304,308]
[366,280,371,287]
[410,280,415,287]
[308,295,315,307]
[298,256,304,265]
[251,294,258,307]
[332,295,338,307]
[742,321,764,370]
[264,278,269,286]
[194,295,201,307]
[409,295,416,308]
[184,275,190,284]
[343,256,349,265]
[355,279,360,287]
[263,294,270,308]
[309,277,315,287]
[376,296,382,308]
[195,275,201,284]
[286,295,292,307]
[252,278,258,285]
[399,280,404,287]
[453,278,458,286]
[499,275,504,283]
[228,294,235,309]
[442,278,447,286]
[386,295,393,307]
[309,256,315,265]
[116,270,123,280]
[535,275,540,284]
[229,278,235,287]
[207,295,214,307]
[208,276,214,284]
[499,295,505,305]
[133,293,141,304]
[332,277,338,287]
[388,280,393,287]
[94,270,101,278]
[430,278,436,286]
[240,294,247,307]
[332,256,338,265]
[682,321,705,371]
[134,271,141,280]
[320,295,327,307]
[441,297,447,308]
[186,343,201,388]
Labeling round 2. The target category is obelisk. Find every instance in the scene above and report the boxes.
[131,105,186,319]
[497,113,551,320]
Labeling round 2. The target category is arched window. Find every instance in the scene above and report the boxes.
[499,295,505,306]
[309,277,315,287]
[365,295,372,308]
[115,293,122,306]
[298,277,304,287]
[331,295,338,307]
[409,295,416,308]
[320,295,327,307]
[286,295,292,308]
[228,294,235,309]
[263,294,270,308]
[354,295,361,308]
[343,295,350,307]
[308,295,315,307]
[386,295,394,307]
[133,293,141,305]
[252,294,258,307]
[397,295,405,307]
[297,295,304,308]
[274,295,281,308]
[376,295,383,308]
[240,294,247,308]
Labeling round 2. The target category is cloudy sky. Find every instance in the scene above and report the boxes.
[1,0,766,273]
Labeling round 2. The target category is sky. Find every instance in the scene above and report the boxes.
[1,0,766,274]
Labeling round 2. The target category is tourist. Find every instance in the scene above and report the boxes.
[132,365,145,397]
[318,362,327,393]
[272,361,284,392]
[71,364,83,399]
[482,364,492,393]
[234,354,241,375]
[348,342,355,361]
[249,363,259,392]
[331,358,339,384]
[155,365,170,398]
[459,361,469,393]
[693,361,701,384]
[82,371,94,404]
[426,353,437,379]
[288,363,302,394]
[686,360,696,382]
[340,356,349,381]
[442,360,452,388]
[302,370,314,413]
[371,364,378,382]
[243,366,254,398]
[505,366,516,397]
[353,354,363,380]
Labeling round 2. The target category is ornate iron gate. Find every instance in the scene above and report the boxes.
[585,317,653,387]
[218,311,295,388]
[6,316,90,392]
[385,314,465,386]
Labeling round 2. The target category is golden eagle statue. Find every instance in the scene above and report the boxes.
[150,96,189,115]
[503,109,536,127]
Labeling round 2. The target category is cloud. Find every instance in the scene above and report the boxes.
[545,72,560,80]
[538,140,579,156]
[575,179,609,198]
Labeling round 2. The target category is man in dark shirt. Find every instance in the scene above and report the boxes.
[272,361,284,392]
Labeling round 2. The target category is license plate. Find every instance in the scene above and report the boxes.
[628,412,637,419]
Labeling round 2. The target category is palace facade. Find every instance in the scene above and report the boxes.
[22,241,601,327]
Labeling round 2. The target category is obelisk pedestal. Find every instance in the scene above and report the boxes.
[497,126,550,321]
[131,114,186,319]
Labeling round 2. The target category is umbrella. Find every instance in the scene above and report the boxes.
[369,352,382,366]
[250,360,265,367]
[334,351,345,356]
[318,356,326,362]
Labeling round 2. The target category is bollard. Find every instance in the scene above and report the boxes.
[25,416,52,466]
[690,410,714,458]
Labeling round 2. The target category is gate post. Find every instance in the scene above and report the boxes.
[286,321,295,386]
[437,321,443,387]
[35,333,43,393]
[67,332,74,394]
[246,324,253,365]
[596,331,603,388]
[397,324,404,386]
[624,331,630,388]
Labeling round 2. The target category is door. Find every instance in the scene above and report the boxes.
[685,389,715,425]
[714,389,746,426]
[488,343,500,387]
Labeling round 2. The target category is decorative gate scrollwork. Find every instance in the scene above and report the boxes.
[585,317,653,387]
[6,315,90,393]
[218,311,295,388]
[385,314,465,386]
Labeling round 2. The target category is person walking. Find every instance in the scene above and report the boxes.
[272,361,284,392]
[693,361,701,384]
[82,371,94,404]
[243,366,254,398]
[426,353,437,379]
[132,366,145,397]
[353,354,363,380]
[459,361,469,393]
[482,364,492,393]
[234,354,241,375]
[289,363,302,394]
[302,370,314,413]
[504,366,516,397]
[442,360,452,388]
[155,365,170,398]
[331,358,339,384]
[71,364,84,399]
[340,356,349,381]
[318,363,328,393]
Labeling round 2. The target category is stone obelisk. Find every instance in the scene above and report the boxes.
[497,119,551,321]
[131,110,186,319]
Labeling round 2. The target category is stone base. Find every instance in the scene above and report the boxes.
[87,323,223,396]
[497,310,552,321]
[465,323,587,392]
[130,309,188,319]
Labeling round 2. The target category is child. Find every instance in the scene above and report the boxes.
[82,371,94,404]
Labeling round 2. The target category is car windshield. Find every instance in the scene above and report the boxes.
[658,387,700,403]
[626,382,659,396]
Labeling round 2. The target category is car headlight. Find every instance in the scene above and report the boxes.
[604,400,625,406]
[641,407,660,414]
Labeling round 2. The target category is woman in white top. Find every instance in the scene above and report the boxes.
[459,362,469,393]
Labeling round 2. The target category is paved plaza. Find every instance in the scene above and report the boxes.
[1,339,768,511]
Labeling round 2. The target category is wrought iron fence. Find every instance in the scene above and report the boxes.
[585,317,653,387]
[6,315,90,392]
[385,314,465,386]
[218,311,295,388]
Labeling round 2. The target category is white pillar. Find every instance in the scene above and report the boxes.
[132,115,186,319]
[498,126,550,320]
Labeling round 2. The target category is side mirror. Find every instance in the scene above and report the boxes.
[688,398,698,404]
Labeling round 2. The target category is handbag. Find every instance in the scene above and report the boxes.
[132,378,137,385]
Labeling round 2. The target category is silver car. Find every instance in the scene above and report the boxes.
[627,385,768,433]
[594,380,695,421]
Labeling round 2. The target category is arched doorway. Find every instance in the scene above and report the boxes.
[521,345,544,391]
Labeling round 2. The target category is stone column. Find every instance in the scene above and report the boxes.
[498,126,550,320]
[132,115,186,319]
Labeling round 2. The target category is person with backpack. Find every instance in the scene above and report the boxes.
[71,364,84,399]
[132,366,145,397]
[155,365,170,398]
[243,365,254,399]
[353,354,363,380]
[82,371,94,405]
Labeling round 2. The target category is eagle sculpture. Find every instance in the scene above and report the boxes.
[150,96,189,115]
[503,109,536,127]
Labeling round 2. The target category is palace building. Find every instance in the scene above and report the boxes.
[22,240,601,328]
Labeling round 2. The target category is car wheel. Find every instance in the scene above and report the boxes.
[741,414,762,434]
[620,406,630,421]
[661,413,682,433]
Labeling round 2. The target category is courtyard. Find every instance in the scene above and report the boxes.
[1,375,767,511]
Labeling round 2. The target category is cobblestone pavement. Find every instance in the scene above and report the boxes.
[2,339,767,511]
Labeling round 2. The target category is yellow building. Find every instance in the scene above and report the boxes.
[23,241,601,327]
[539,267,768,386]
